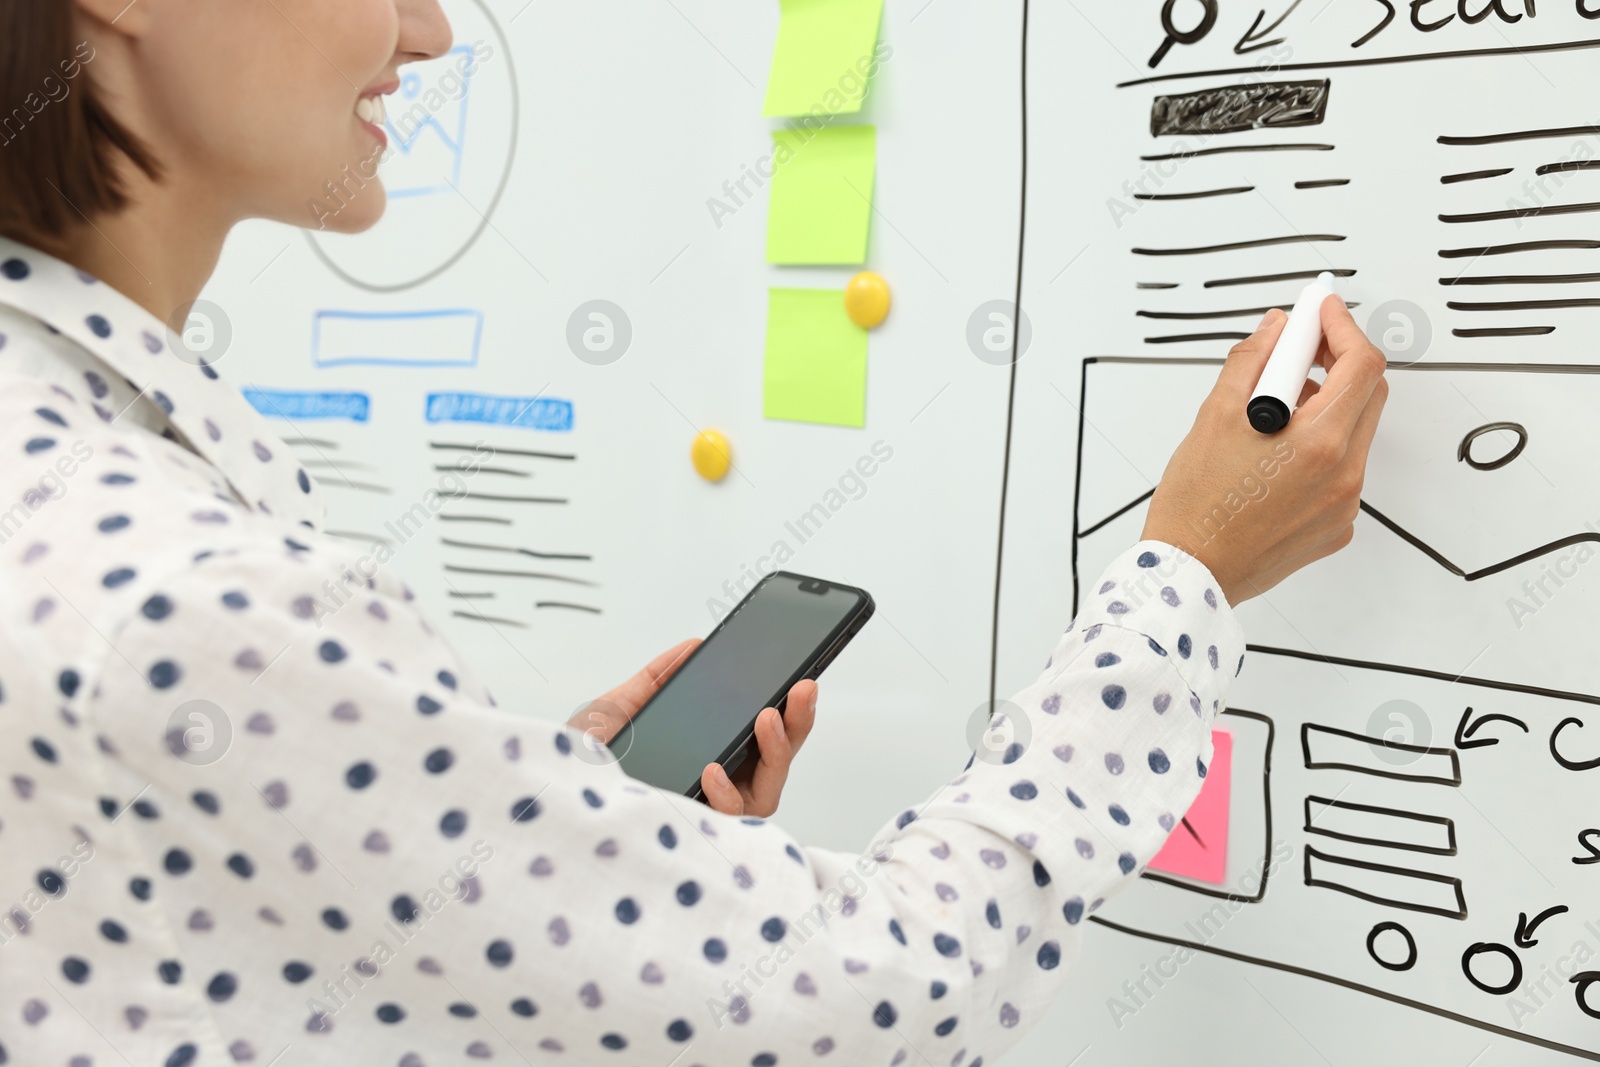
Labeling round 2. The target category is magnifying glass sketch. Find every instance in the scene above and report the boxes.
[1150,0,1218,68]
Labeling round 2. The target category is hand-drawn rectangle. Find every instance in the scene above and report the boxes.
[1303,845,1467,920]
[1304,796,1457,856]
[1302,722,1462,786]
[1150,80,1331,138]
[312,309,483,368]
[241,389,370,423]
[424,392,574,433]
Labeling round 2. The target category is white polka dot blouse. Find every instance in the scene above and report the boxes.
[0,237,1246,1067]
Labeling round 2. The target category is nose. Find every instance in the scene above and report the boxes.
[396,0,453,63]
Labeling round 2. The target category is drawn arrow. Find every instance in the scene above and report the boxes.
[1516,905,1570,949]
[1455,706,1530,750]
[1235,0,1304,54]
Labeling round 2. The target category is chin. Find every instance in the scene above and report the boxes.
[302,178,389,235]
[329,185,389,234]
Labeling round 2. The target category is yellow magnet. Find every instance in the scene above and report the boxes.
[843,271,891,329]
[691,430,733,483]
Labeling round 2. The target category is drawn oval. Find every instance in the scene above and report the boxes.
[1457,422,1528,471]
[1367,921,1418,972]
[1462,942,1522,996]
[1161,0,1218,45]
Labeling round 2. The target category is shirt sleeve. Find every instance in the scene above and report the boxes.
[89,537,1243,1065]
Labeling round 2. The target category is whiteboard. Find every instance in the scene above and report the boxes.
[199,0,1600,1062]
[1001,3,1600,1064]
[205,2,1023,863]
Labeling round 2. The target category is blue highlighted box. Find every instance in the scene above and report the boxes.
[425,392,574,433]
[312,309,483,368]
[242,389,371,422]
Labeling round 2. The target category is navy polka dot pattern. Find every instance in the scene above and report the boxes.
[0,235,1251,1064]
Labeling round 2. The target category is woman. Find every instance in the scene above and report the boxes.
[0,2,1387,1065]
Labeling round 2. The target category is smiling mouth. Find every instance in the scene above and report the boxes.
[356,95,388,128]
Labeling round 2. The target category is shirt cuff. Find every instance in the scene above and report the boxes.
[1069,541,1247,720]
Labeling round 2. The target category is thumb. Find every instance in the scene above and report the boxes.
[1212,307,1287,402]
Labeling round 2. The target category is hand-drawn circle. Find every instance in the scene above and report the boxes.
[1161,0,1218,43]
[566,301,633,366]
[1366,699,1432,767]
[1573,972,1600,1019]
[303,0,519,293]
[1462,942,1523,996]
[1364,299,1432,368]
[966,699,1032,767]
[164,700,233,767]
[966,300,1032,366]
[1457,422,1528,471]
[1550,717,1600,772]
[1367,921,1418,972]
[164,299,232,367]
[1150,0,1219,67]
[569,698,627,767]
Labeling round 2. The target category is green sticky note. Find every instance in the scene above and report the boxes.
[764,288,868,428]
[764,0,885,118]
[766,125,876,265]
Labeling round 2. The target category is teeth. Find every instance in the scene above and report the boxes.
[356,96,385,127]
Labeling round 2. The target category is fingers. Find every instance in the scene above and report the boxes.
[781,680,818,755]
[1296,376,1321,409]
[1294,296,1386,433]
[741,707,795,817]
[571,638,702,741]
[645,638,700,687]
[701,762,742,816]
[1348,370,1389,461]
[1213,307,1288,401]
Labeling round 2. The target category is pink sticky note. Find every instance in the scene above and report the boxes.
[1148,729,1232,885]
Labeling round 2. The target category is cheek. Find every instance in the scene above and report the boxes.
[140,0,402,230]
[311,0,403,87]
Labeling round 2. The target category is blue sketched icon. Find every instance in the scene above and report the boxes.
[303,0,517,292]
[383,47,477,199]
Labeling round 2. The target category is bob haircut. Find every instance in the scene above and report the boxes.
[0,6,158,246]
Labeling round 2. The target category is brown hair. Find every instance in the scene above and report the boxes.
[0,6,159,245]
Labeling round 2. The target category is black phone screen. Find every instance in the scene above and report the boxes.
[609,573,870,797]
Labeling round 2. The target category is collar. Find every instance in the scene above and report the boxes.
[0,236,324,530]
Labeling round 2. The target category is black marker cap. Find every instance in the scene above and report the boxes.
[1248,396,1290,435]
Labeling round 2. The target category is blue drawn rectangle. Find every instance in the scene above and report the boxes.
[425,392,574,433]
[312,309,483,368]
[243,389,371,423]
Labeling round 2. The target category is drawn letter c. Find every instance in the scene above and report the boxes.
[1551,717,1600,771]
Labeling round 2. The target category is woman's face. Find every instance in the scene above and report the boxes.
[123,0,452,233]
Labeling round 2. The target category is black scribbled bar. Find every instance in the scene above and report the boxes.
[1150,80,1331,138]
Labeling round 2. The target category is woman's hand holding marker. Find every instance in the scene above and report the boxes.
[1142,295,1390,607]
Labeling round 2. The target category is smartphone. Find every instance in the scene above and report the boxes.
[608,571,874,799]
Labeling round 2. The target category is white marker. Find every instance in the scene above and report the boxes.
[1248,271,1338,434]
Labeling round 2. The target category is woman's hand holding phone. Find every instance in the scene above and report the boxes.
[569,639,818,818]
